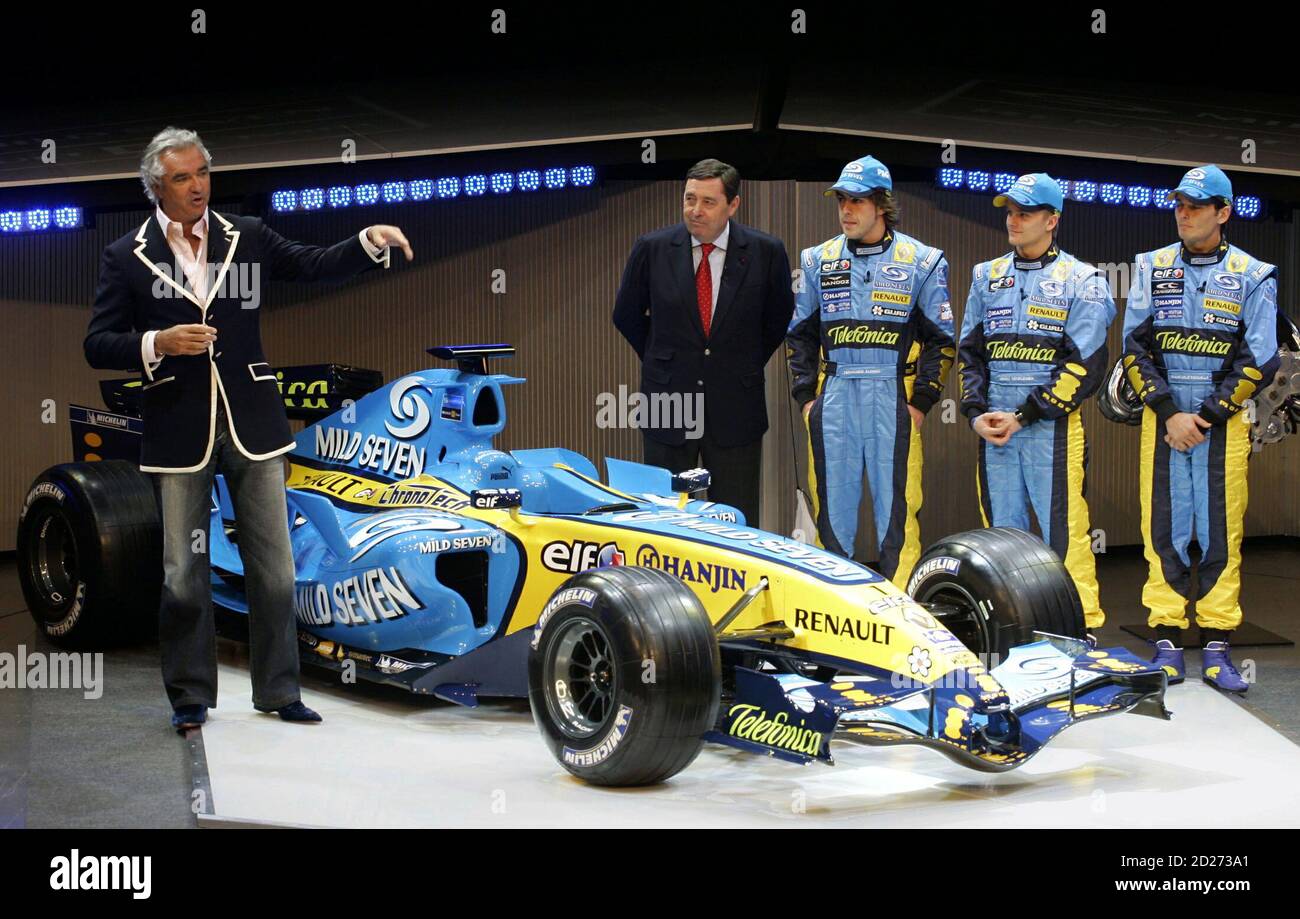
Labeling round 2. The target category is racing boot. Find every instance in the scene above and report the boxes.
[1201,629,1249,694]
[1149,626,1185,685]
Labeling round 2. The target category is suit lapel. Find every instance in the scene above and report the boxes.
[131,211,241,315]
[671,224,706,340]
[204,212,240,310]
[133,216,205,311]
[710,222,751,336]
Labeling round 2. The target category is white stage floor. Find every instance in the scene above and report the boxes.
[200,652,1300,828]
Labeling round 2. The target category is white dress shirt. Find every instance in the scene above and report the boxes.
[141,210,388,372]
[690,220,729,320]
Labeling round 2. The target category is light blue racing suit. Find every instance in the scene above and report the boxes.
[958,246,1116,627]
[1122,239,1279,630]
[786,230,954,587]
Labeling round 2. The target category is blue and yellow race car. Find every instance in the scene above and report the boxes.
[19,345,1170,786]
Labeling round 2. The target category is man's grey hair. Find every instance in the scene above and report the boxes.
[140,127,212,205]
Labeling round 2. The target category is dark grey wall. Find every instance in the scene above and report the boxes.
[2,179,1296,556]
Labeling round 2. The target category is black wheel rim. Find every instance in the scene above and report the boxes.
[918,584,992,664]
[27,508,79,619]
[543,617,616,739]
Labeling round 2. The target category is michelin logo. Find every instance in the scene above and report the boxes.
[562,704,633,767]
[907,556,961,595]
[532,587,598,649]
[87,411,130,430]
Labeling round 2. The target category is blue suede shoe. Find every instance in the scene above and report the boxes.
[171,704,208,732]
[1202,642,1249,694]
[272,701,322,723]
[1150,640,1185,685]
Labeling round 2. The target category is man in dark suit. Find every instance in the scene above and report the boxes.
[84,127,413,731]
[613,159,794,527]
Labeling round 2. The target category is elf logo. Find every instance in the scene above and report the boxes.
[542,540,625,573]
[50,850,151,899]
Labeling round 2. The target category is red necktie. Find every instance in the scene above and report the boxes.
[696,242,715,337]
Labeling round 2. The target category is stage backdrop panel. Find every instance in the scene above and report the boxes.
[1,180,1296,557]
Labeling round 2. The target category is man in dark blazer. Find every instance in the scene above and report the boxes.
[84,127,413,731]
[613,159,794,527]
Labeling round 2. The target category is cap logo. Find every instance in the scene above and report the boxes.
[876,167,890,179]
[844,162,864,174]
[1018,175,1037,187]
[1187,168,1207,180]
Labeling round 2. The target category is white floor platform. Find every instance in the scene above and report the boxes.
[200,653,1300,828]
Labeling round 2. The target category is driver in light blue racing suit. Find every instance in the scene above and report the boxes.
[958,173,1116,633]
[787,155,955,588]
[1122,164,1279,694]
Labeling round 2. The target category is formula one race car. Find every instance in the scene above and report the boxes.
[18,345,1170,786]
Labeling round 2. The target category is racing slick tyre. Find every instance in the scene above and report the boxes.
[906,526,1085,662]
[528,565,721,787]
[16,462,161,648]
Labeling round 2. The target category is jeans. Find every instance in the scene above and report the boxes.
[156,401,300,711]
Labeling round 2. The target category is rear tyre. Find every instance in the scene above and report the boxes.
[528,565,721,787]
[16,462,161,648]
[907,526,1085,661]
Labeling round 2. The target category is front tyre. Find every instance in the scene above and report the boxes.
[528,566,721,787]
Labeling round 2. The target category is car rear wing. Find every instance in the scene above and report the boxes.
[98,363,384,422]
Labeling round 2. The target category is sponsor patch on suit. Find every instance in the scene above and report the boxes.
[1203,297,1241,316]
[1027,304,1068,322]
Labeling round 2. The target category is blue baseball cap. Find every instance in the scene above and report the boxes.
[825,155,893,197]
[993,173,1064,213]
[1166,165,1233,203]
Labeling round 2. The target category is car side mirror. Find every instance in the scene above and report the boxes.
[671,468,711,497]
